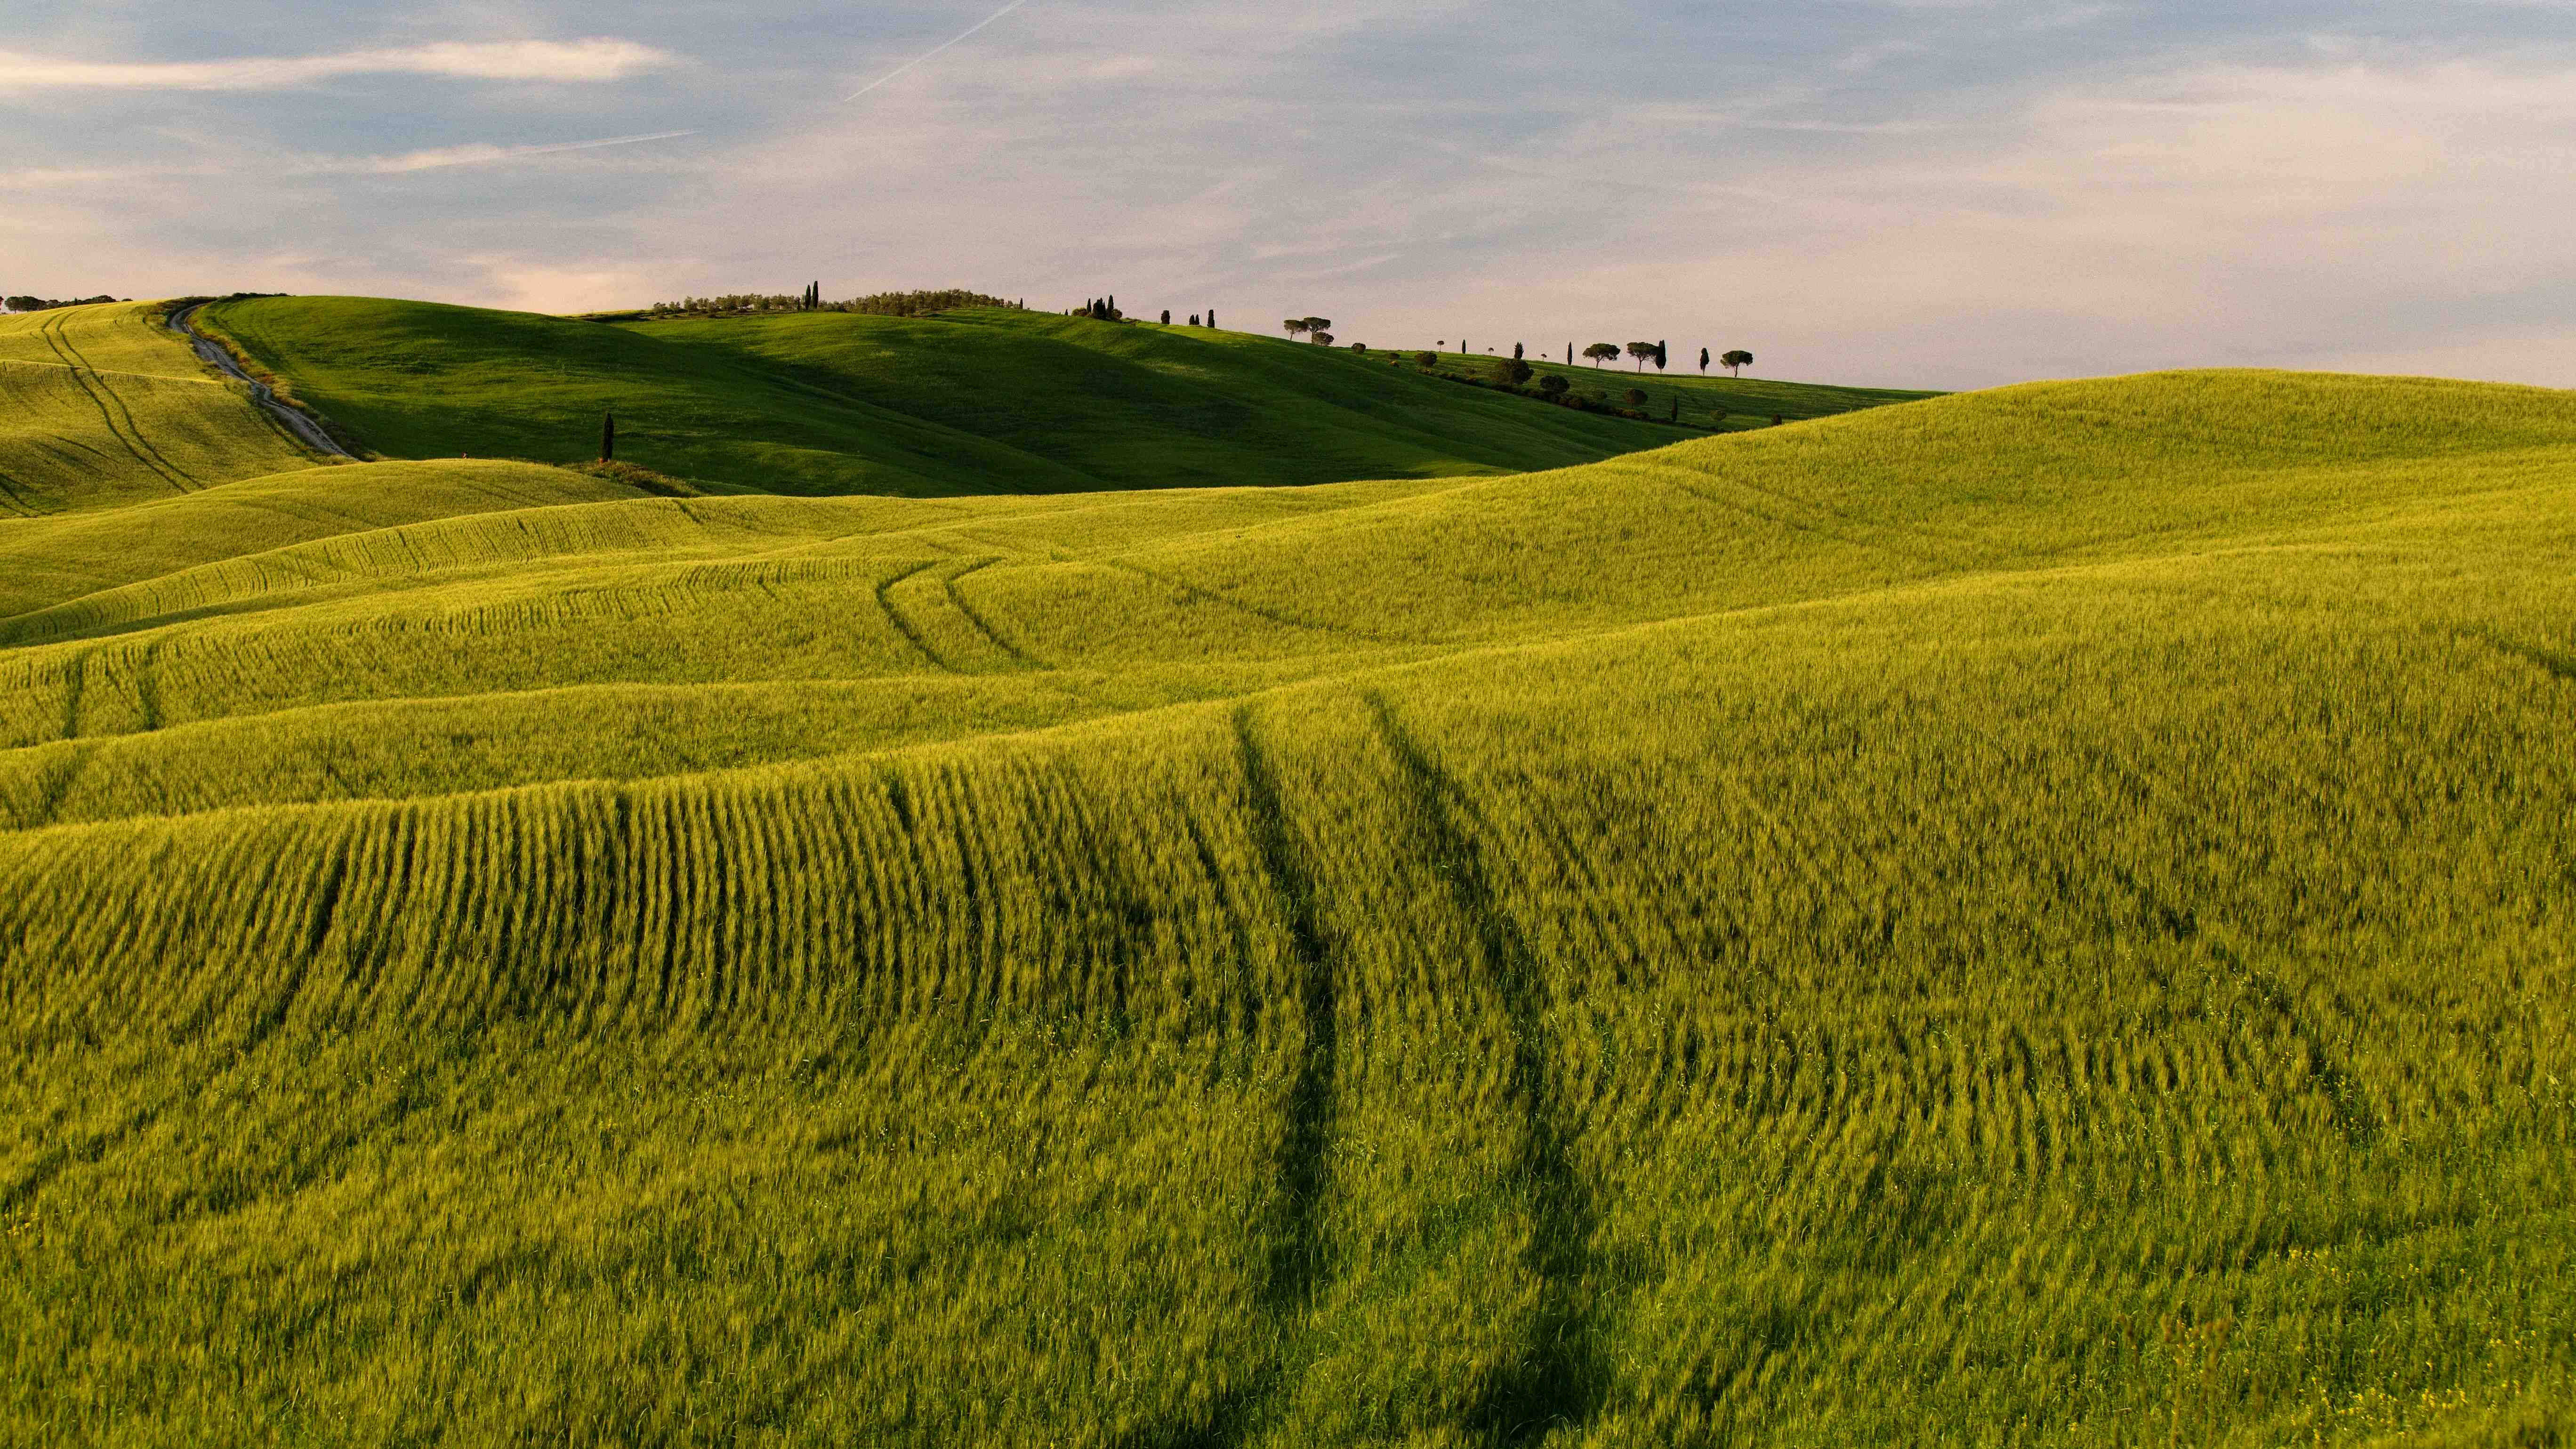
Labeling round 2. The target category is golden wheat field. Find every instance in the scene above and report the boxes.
[0,301,2569,1447]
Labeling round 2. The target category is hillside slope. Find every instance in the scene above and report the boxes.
[3,369,2572,1447]
[198,297,1892,496]
[0,302,322,515]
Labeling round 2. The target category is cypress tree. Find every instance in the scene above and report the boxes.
[1209,309,1217,329]
[1513,342,1524,361]
[600,411,615,463]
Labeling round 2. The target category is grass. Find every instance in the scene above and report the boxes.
[0,306,2570,1447]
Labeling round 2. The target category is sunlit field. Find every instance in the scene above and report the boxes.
[1,302,2569,1447]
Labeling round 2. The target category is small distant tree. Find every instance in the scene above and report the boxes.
[1539,374,1570,397]
[600,411,616,462]
[1513,342,1524,361]
[1311,331,1334,347]
[1582,343,1620,368]
[1284,319,1308,339]
[1626,342,1657,372]
[1699,347,1711,374]
[1161,309,1171,324]
[1208,309,1218,328]
[1625,387,1649,408]
[1190,314,1200,326]
[1655,340,1669,371]
[1417,351,1438,368]
[1502,357,1533,386]
[1303,318,1333,341]
[1723,349,1754,377]
[1350,342,1368,352]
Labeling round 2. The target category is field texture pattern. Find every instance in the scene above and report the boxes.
[0,305,2569,1448]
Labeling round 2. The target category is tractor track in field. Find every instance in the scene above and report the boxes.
[45,314,199,490]
[1363,692,1610,1445]
[1105,708,1348,1449]
[876,558,963,673]
[167,304,355,461]
[1101,558,1420,647]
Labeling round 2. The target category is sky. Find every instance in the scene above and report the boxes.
[2,1,2571,391]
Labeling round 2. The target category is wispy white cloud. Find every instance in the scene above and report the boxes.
[0,39,673,91]
[298,130,702,174]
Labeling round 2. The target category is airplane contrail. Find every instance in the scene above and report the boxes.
[845,0,1033,102]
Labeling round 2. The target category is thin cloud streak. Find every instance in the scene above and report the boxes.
[0,39,673,91]
[845,0,1036,101]
[312,130,704,174]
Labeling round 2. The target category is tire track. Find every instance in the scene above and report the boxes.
[1362,692,1609,1445]
[1108,708,1347,1449]
[942,557,1049,668]
[1101,558,1421,647]
[0,463,37,515]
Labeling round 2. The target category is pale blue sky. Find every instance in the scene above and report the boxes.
[5,1,2572,388]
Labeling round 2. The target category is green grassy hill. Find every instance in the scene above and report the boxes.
[0,305,2570,1448]
[198,297,1762,497]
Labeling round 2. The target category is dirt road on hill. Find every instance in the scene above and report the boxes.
[168,304,354,460]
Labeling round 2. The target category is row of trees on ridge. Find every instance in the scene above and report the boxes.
[646,289,1023,318]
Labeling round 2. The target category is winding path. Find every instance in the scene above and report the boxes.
[167,304,354,460]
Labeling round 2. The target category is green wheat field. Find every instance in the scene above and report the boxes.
[1,298,2570,1447]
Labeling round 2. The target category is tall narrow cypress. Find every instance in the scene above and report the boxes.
[600,411,615,463]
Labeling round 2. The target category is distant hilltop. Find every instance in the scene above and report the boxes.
[2,293,127,313]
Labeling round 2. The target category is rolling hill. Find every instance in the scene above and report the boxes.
[191,297,1668,496]
[1,300,2570,1448]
